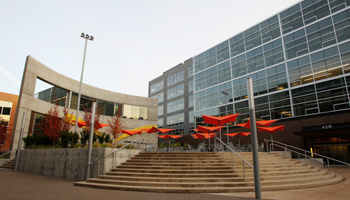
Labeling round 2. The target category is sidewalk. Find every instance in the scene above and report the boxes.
[0,169,256,200]
[213,166,350,200]
[0,167,348,200]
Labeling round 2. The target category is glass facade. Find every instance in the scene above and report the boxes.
[193,0,350,124]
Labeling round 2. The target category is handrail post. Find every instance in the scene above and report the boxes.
[98,160,100,177]
[82,167,84,181]
[15,112,26,171]
[266,140,269,152]
[243,160,245,182]
[327,159,330,175]
[231,151,234,170]
[305,152,308,166]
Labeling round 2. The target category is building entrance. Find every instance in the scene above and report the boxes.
[306,137,350,165]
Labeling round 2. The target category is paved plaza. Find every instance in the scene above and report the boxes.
[0,167,349,200]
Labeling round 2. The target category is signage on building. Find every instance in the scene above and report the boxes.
[302,122,350,132]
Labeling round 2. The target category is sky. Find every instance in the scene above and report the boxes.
[0,0,301,97]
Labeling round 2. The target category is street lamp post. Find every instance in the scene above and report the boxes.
[222,91,229,145]
[74,33,94,133]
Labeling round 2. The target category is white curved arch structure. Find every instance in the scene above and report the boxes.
[11,56,158,153]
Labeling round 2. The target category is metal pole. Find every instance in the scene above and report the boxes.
[15,113,26,171]
[75,38,88,133]
[86,102,96,179]
[247,77,262,199]
[223,92,229,145]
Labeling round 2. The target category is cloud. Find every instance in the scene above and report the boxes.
[0,65,21,86]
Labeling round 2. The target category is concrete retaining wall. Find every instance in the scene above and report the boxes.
[17,148,140,181]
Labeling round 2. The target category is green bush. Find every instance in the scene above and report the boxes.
[80,131,97,146]
[23,134,52,149]
[59,130,79,148]
[101,143,114,148]
[92,142,101,148]
[96,132,112,144]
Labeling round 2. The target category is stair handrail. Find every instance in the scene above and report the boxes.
[0,149,16,158]
[215,137,253,182]
[266,139,350,172]
[80,137,144,181]
[269,141,331,174]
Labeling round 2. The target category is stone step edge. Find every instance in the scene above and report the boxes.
[99,171,327,182]
[74,175,343,193]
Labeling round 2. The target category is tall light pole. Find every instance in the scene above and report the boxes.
[222,91,229,145]
[75,33,94,133]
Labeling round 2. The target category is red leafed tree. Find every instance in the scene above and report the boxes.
[82,104,101,133]
[40,105,62,146]
[107,104,124,139]
[62,107,74,132]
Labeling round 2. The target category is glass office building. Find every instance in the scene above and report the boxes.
[150,0,350,163]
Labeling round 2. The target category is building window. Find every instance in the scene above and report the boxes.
[158,105,163,116]
[34,79,69,107]
[306,17,336,53]
[188,66,194,77]
[167,98,184,113]
[292,85,318,116]
[301,0,330,25]
[330,0,350,13]
[168,70,184,86]
[158,118,163,128]
[266,64,288,92]
[230,33,245,57]
[244,24,262,51]
[167,113,185,127]
[263,39,284,68]
[261,15,280,43]
[167,84,184,100]
[189,110,194,123]
[333,8,350,43]
[280,3,304,35]
[310,46,342,82]
[150,80,164,94]
[189,95,194,108]
[284,29,309,60]
[188,79,194,92]
[151,92,164,103]
[287,55,313,87]
[123,105,148,120]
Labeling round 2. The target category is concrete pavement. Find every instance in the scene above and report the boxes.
[1,166,349,200]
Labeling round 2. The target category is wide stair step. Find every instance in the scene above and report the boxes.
[0,159,14,169]
[74,152,344,193]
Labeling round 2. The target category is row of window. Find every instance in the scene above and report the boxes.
[195,76,350,124]
[35,82,149,119]
[194,2,350,76]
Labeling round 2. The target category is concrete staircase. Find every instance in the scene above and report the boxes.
[0,159,14,169]
[74,152,344,193]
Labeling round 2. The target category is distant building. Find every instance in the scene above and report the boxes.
[0,92,18,151]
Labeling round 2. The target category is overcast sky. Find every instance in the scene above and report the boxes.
[0,0,301,97]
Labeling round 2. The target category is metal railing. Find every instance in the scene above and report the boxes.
[215,137,253,182]
[80,138,144,181]
[0,150,16,159]
[266,139,350,175]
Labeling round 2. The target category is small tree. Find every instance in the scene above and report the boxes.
[62,107,74,132]
[40,105,62,146]
[81,104,101,134]
[107,104,124,139]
